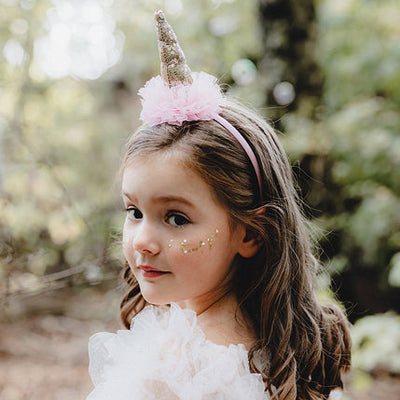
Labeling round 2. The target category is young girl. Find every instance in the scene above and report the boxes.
[87,11,351,400]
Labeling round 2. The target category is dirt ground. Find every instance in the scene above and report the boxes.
[0,287,399,400]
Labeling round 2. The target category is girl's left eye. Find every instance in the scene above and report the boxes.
[166,213,190,227]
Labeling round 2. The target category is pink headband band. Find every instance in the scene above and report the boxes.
[138,11,263,202]
[213,114,263,201]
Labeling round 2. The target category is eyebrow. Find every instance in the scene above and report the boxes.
[155,196,195,208]
[121,193,195,208]
[121,192,137,202]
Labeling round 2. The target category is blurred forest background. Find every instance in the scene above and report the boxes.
[0,0,399,399]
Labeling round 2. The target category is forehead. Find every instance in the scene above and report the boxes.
[122,153,215,204]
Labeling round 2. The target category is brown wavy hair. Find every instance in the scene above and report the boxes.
[119,101,351,399]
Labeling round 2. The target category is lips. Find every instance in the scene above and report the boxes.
[138,265,169,278]
[139,265,166,272]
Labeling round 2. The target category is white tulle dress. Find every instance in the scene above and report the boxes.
[86,303,268,400]
[87,303,344,400]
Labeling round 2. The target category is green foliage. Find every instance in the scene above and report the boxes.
[281,0,400,317]
[351,312,400,374]
[316,0,400,110]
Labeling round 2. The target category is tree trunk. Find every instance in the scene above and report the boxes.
[258,0,322,116]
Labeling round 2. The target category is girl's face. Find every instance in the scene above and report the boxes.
[122,152,247,312]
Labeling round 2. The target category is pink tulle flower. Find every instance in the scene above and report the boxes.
[138,72,224,126]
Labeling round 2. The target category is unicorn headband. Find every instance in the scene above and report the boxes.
[138,10,263,201]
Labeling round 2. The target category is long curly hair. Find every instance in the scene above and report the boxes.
[119,100,351,399]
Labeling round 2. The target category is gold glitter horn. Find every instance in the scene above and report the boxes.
[155,10,193,87]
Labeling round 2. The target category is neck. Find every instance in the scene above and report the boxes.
[176,283,233,316]
[197,289,234,317]
[178,291,257,350]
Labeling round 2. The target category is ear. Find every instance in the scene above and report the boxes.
[237,227,263,258]
[237,207,266,258]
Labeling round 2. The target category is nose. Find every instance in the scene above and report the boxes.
[130,220,161,255]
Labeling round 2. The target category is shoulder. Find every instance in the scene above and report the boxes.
[87,304,268,400]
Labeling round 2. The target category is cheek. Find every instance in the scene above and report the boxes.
[167,229,220,255]
[122,224,131,257]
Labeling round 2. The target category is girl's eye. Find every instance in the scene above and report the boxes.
[167,213,190,227]
[126,207,143,220]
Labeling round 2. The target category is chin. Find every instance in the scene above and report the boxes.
[140,289,172,306]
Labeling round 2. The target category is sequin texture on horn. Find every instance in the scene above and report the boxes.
[155,10,193,87]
